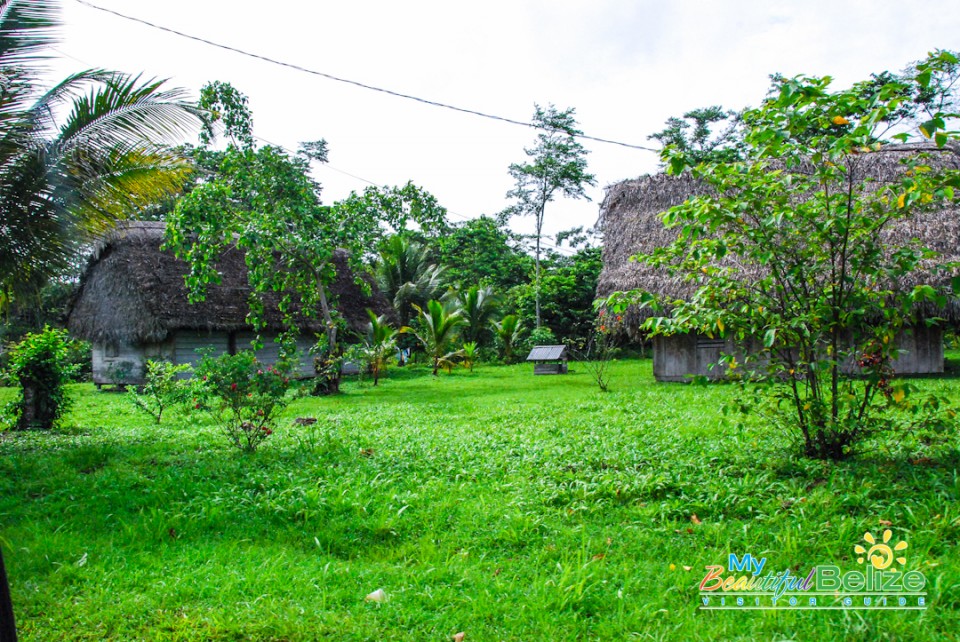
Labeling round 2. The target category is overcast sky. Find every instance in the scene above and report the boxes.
[51,0,960,253]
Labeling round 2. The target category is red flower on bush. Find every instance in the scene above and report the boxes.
[230,382,238,391]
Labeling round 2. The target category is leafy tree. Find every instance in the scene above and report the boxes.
[505,104,595,328]
[903,49,960,120]
[434,216,532,291]
[492,314,524,363]
[411,300,464,375]
[0,0,199,305]
[337,182,448,237]
[375,235,447,327]
[165,83,445,394]
[648,105,744,165]
[446,285,500,347]
[613,51,960,459]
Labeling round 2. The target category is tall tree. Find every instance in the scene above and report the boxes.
[505,104,595,328]
[0,0,199,305]
[648,105,744,165]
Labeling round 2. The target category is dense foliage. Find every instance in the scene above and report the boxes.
[509,246,602,344]
[433,217,532,292]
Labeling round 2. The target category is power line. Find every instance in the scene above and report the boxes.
[43,37,585,259]
[73,0,659,153]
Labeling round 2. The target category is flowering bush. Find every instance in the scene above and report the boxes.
[194,350,294,452]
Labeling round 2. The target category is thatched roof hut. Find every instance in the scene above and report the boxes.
[67,221,390,384]
[597,145,960,379]
[598,146,960,332]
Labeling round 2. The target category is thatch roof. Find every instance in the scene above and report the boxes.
[597,145,960,332]
[68,222,390,345]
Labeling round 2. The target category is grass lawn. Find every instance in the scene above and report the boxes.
[1,357,959,640]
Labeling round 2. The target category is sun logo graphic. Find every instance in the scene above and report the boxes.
[855,529,908,570]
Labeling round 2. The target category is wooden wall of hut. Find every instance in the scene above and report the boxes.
[92,331,317,386]
[652,325,944,383]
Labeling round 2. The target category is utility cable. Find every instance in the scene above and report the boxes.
[73,0,659,152]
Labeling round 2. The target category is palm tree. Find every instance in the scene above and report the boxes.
[362,309,397,386]
[412,299,464,375]
[0,0,200,304]
[375,235,447,326]
[447,285,499,347]
[493,314,524,363]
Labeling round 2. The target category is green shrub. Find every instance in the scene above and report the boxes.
[194,350,294,452]
[526,326,557,349]
[461,341,479,372]
[127,360,193,424]
[3,327,78,430]
[65,339,92,382]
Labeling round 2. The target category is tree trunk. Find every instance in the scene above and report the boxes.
[0,546,17,642]
[312,281,341,395]
[534,204,544,329]
[16,382,54,431]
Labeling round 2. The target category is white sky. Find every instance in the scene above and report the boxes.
[51,0,960,253]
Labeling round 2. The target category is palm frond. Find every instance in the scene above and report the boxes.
[0,0,58,67]
[58,73,200,157]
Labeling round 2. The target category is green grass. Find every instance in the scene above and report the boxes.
[1,358,959,640]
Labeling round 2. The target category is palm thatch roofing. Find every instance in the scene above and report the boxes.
[68,221,389,345]
[597,145,960,333]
